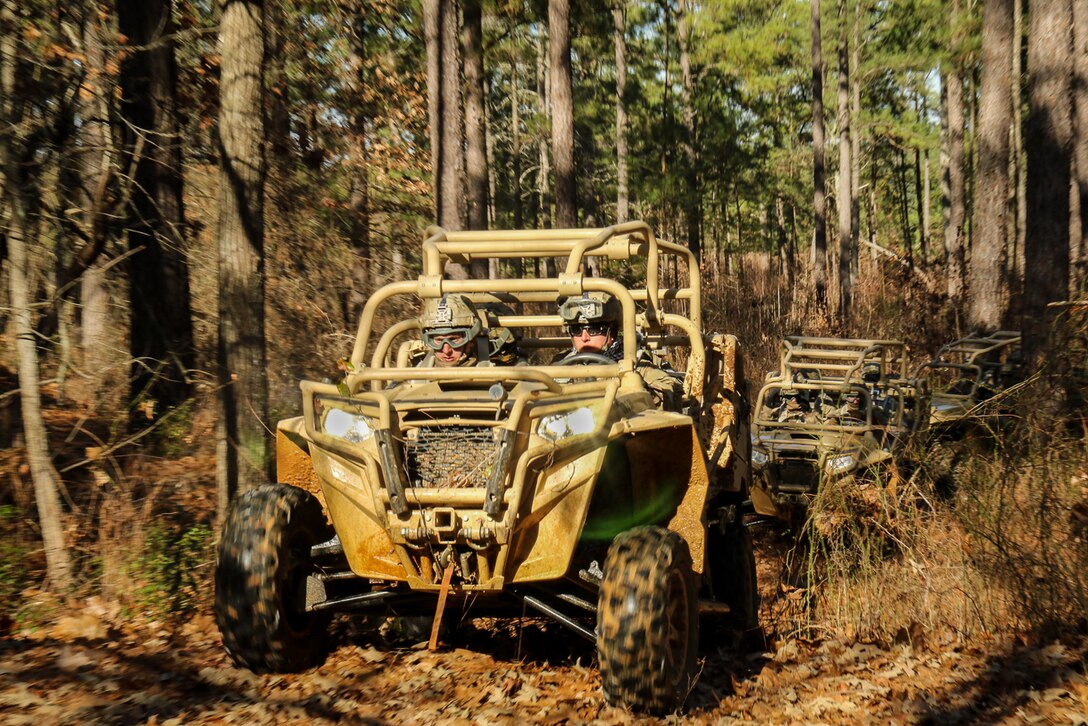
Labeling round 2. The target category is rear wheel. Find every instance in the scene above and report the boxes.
[215,483,333,673]
[708,516,760,632]
[597,526,698,715]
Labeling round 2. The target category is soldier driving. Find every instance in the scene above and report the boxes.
[556,292,682,409]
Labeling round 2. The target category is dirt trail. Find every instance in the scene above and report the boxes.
[1,530,1085,725]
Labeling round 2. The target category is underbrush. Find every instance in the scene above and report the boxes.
[782,395,1088,644]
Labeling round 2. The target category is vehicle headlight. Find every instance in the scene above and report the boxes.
[322,406,376,443]
[825,453,856,475]
[536,406,598,441]
[751,448,769,467]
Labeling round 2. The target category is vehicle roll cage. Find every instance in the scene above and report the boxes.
[776,336,910,383]
[342,223,704,395]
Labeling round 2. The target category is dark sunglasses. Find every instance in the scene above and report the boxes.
[567,323,611,337]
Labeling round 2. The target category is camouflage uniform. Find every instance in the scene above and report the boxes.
[557,294,683,410]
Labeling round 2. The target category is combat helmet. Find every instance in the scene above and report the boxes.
[558,292,621,333]
[420,294,482,350]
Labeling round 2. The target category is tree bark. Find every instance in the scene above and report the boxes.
[968,0,1014,331]
[850,0,861,283]
[1073,0,1088,287]
[216,0,269,513]
[1,0,72,591]
[837,0,852,321]
[511,58,523,229]
[1010,0,1026,289]
[614,0,628,223]
[678,0,700,262]
[1023,0,1073,361]
[463,0,488,232]
[549,0,576,228]
[811,0,828,307]
[347,10,370,324]
[943,16,967,301]
[423,0,468,276]
[118,0,194,416]
[68,7,116,405]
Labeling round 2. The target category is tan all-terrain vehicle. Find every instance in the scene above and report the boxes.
[921,330,1023,432]
[214,222,755,714]
[749,337,924,522]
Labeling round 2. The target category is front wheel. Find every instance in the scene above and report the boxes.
[215,483,333,673]
[597,526,698,715]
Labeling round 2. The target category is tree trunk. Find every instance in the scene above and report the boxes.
[968,0,1014,331]
[463,0,487,232]
[1010,0,1026,290]
[914,146,926,262]
[837,0,851,321]
[118,0,194,417]
[76,9,116,405]
[423,0,468,276]
[850,0,861,283]
[549,0,576,228]
[944,24,968,301]
[1073,0,1088,287]
[1,0,72,591]
[678,0,700,262]
[511,58,523,229]
[614,0,628,223]
[216,0,269,513]
[811,0,828,307]
[347,13,370,325]
[1023,0,1073,361]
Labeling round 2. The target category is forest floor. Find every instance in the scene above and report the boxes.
[1,389,1086,723]
[1,524,1086,725]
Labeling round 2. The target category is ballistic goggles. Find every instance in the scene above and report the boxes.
[558,297,607,324]
[422,327,474,351]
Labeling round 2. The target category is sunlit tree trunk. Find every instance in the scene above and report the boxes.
[614,0,628,223]
[550,0,575,228]
[511,58,523,229]
[347,10,370,325]
[837,0,852,321]
[1073,0,1088,290]
[943,0,967,301]
[968,0,1014,331]
[850,0,862,284]
[811,0,828,307]
[216,0,269,514]
[2,0,72,591]
[1023,0,1073,360]
[463,0,487,232]
[423,0,468,276]
[678,0,700,262]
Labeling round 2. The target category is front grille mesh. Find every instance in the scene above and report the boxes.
[771,459,821,491]
[404,425,498,488]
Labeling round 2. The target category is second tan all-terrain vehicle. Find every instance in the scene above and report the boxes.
[749,337,924,522]
[214,222,755,714]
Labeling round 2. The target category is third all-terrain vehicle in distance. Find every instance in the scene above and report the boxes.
[749,337,925,522]
[921,330,1023,435]
[214,222,756,715]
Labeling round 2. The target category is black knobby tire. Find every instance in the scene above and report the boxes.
[596,526,699,715]
[708,519,760,632]
[215,483,333,673]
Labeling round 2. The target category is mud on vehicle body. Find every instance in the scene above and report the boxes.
[214,222,755,715]
[749,337,924,522]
